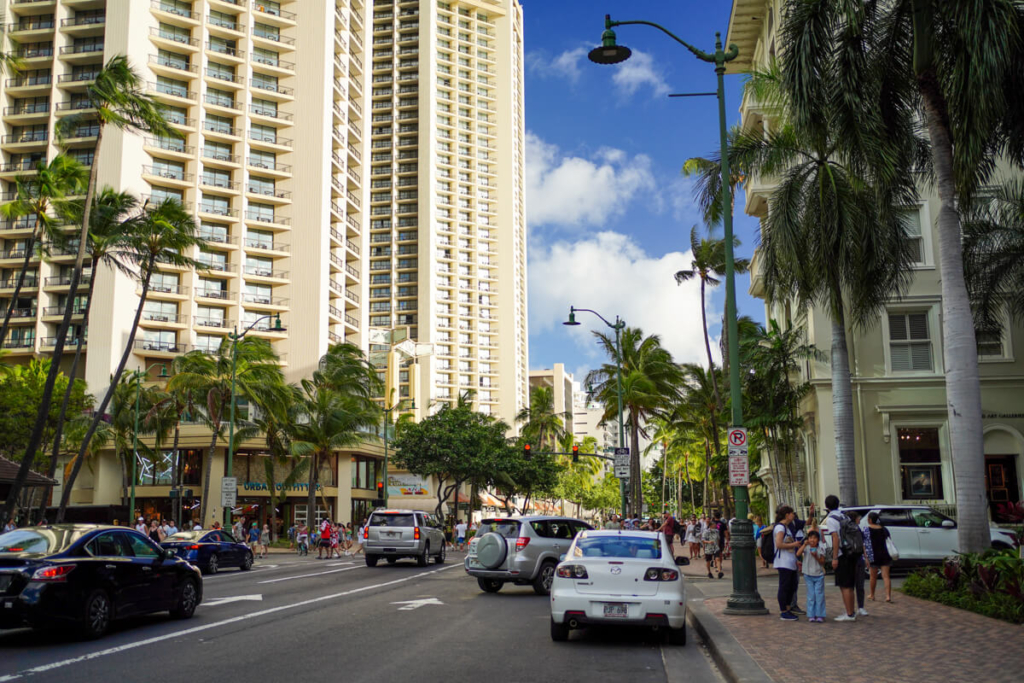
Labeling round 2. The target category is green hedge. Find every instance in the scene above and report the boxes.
[902,550,1024,624]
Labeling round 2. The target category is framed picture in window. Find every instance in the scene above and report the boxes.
[907,467,937,498]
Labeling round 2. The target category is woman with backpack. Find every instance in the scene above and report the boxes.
[773,505,802,621]
[866,511,895,602]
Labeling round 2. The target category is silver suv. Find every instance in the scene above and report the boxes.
[364,510,446,567]
[465,516,592,595]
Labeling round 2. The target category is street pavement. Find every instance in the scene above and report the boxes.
[0,551,724,683]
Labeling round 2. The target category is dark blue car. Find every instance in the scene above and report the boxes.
[162,530,254,575]
[0,525,202,639]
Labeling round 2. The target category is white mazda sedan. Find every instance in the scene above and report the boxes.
[549,530,688,644]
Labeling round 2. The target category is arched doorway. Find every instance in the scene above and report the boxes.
[983,426,1024,522]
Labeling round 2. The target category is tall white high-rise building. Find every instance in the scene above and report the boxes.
[367,0,528,425]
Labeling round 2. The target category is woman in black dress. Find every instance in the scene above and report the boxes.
[866,512,894,602]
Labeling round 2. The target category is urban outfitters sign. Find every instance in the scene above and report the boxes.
[242,482,323,492]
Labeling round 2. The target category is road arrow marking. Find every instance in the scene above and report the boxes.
[201,595,263,608]
[390,598,444,611]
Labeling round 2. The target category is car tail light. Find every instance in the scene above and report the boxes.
[31,565,75,582]
[187,545,200,550]
[644,567,679,581]
[414,527,420,540]
[363,527,368,540]
[556,564,588,579]
[515,536,530,552]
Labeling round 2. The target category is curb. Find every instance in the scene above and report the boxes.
[686,587,773,683]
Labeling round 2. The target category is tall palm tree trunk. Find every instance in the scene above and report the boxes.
[198,422,221,527]
[37,260,97,523]
[917,67,988,553]
[630,420,642,517]
[830,313,858,507]
[306,452,320,527]
[0,223,40,347]
[171,422,181,527]
[700,279,723,411]
[2,129,105,525]
[57,253,153,522]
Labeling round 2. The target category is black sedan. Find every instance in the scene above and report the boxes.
[162,529,253,574]
[0,524,202,639]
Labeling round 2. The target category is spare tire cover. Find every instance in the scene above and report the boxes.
[475,532,508,569]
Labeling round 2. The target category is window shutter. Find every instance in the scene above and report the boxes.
[889,314,908,341]
[910,342,932,371]
[908,313,929,340]
[891,345,912,371]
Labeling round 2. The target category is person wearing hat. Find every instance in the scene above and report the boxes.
[135,517,147,534]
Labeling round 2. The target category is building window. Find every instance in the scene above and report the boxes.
[902,208,925,265]
[897,427,944,500]
[888,311,932,372]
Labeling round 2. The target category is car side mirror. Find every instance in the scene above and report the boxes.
[558,554,566,562]
[941,519,955,528]
[675,556,690,566]
[162,549,177,561]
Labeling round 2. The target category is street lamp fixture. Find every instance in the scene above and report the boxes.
[562,305,627,519]
[588,21,632,65]
[586,14,765,616]
[223,312,287,527]
[131,363,170,525]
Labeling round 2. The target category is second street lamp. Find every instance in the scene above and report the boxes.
[223,313,285,528]
[130,363,169,525]
[381,398,415,508]
[564,305,627,519]
[588,14,766,615]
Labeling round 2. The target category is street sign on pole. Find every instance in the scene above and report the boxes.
[727,427,747,456]
[613,447,630,468]
[729,456,749,486]
[615,465,630,480]
[221,477,237,508]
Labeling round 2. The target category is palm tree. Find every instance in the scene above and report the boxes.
[290,344,379,523]
[682,124,745,228]
[516,386,567,451]
[741,320,824,509]
[168,337,287,525]
[40,189,139,521]
[0,155,86,347]
[779,0,1024,551]
[721,110,916,508]
[963,179,1024,327]
[3,56,176,525]
[57,200,204,519]
[586,327,682,516]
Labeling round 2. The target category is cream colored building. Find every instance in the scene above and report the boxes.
[1,0,529,526]
[367,0,528,426]
[728,0,1024,521]
[529,362,574,420]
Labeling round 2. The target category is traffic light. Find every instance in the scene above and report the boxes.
[375,481,385,508]
[524,443,532,460]
[572,445,579,463]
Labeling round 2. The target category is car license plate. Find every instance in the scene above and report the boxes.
[603,603,628,618]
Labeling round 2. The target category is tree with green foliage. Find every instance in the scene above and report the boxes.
[516,386,567,451]
[392,402,513,518]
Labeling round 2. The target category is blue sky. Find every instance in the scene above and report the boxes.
[522,1,764,383]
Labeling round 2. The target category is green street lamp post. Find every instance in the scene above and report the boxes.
[381,399,415,508]
[223,313,285,528]
[564,306,627,519]
[589,15,766,614]
[130,363,170,525]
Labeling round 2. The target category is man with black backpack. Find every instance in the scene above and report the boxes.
[824,494,863,621]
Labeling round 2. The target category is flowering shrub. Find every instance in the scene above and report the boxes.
[904,549,1024,624]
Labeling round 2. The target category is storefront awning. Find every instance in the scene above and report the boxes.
[479,492,503,507]
[457,492,470,503]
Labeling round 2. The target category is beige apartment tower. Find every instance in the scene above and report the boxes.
[367,0,528,426]
[0,0,528,428]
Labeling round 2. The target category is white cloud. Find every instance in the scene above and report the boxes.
[529,231,717,372]
[611,49,671,98]
[526,132,656,228]
[526,47,588,83]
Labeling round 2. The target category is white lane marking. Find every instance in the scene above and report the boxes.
[0,564,461,682]
[257,566,363,584]
[200,595,263,608]
[323,561,356,567]
[391,597,443,611]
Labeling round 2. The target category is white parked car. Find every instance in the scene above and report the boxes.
[842,505,1017,565]
[549,530,689,644]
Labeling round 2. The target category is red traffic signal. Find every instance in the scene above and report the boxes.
[524,443,532,459]
[572,445,579,463]
[377,481,384,495]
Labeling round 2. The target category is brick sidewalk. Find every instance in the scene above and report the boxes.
[705,582,1024,683]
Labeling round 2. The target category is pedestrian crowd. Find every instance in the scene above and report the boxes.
[765,494,896,623]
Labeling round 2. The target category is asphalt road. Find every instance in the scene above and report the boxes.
[0,552,723,683]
